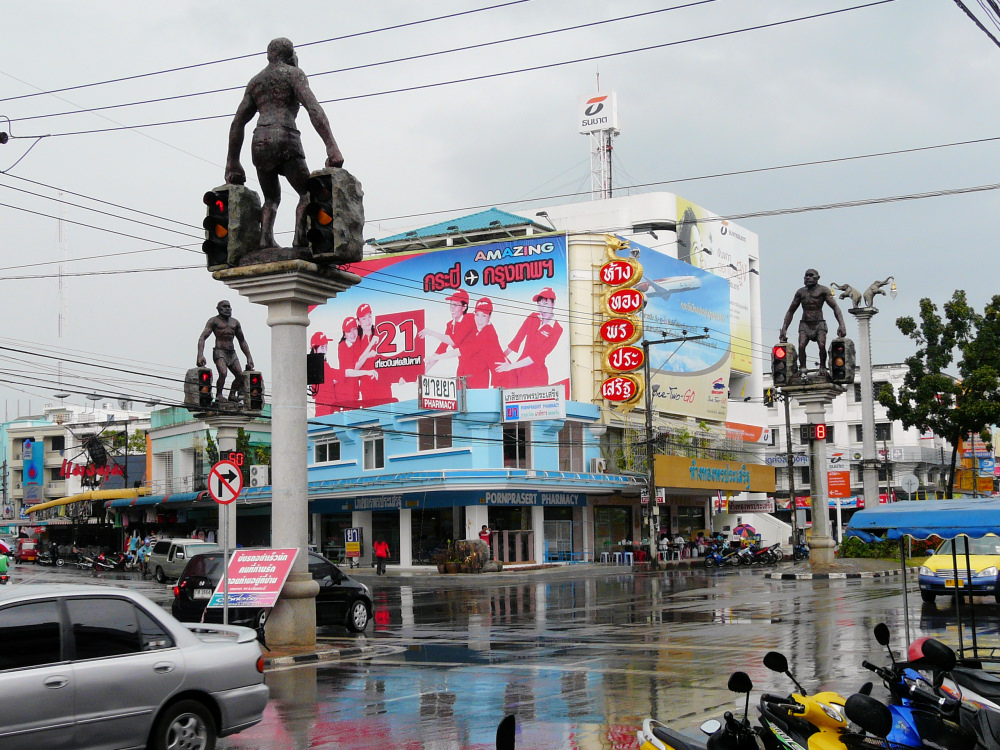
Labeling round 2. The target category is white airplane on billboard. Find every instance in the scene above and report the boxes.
[635,275,701,302]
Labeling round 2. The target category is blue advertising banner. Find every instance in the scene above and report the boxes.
[309,236,570,414]
[625,239,731,420]
[21,439,44,504]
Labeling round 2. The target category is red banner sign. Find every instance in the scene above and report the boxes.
[600,375,641,403]
[606,345,644,373]
[605,288,644,315]
[599,260,637,287]
[600,318,638,345]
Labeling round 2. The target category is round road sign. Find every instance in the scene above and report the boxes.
[209,460,244,505]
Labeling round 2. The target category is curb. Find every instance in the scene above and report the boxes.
[263,644,375,669]
[765,569,903,580]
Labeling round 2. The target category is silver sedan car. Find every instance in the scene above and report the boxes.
[0,584,268,750]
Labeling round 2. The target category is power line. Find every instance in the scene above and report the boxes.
[10,2,718,126]
[0,0,537,105]
[13,1,898,140]
[951,0,1000,47]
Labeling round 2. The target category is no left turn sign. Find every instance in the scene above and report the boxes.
[209,460,243,505]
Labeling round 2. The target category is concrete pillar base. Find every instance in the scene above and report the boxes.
[266,573,320,648]
[809,535,836,566]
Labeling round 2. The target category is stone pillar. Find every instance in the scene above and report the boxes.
[850,308,881,510]
[200,414,249,550]
[531,505,545,562]
[215,261,359,649]
[787,384,844,566]
[398,507,412,566]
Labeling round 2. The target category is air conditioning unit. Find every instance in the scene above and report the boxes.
[589,458,608,473]
[249,465,270,487]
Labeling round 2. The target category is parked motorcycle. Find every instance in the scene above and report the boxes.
[36,544,65,567]
[637,671,762,750]
[75,553,95,570]
[792,541,809,561]
[93,551,134,572]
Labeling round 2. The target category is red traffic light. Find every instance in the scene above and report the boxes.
[773,345,787,360]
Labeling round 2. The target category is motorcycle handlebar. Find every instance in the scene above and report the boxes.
[861,660,893,681]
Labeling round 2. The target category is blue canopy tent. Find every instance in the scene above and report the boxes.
[846,499,1000,656]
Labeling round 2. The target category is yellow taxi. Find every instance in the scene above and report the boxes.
[918,534,1000,603]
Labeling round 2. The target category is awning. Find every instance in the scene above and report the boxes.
[26,487,151,514]
[105,491,209,509]
[845,498,1000,542]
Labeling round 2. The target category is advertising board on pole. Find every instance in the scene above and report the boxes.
[208,548,298,609]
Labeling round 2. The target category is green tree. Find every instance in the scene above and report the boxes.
[878,291,1000,496]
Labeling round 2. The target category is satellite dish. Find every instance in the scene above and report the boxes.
[53,392,71,399]
[118,399,131,410]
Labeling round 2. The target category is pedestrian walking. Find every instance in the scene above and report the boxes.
[373,536,390,575]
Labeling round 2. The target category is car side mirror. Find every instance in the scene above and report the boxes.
[176,552,184,559]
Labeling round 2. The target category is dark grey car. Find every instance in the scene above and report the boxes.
[0,584,268,750]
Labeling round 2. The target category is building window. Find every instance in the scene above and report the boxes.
[853,424,864,443]
[854,383,862,402]
[50,435,65,453]
[503,423,529,469]
[418,417,453,451]
[875,423,892,442]
[558,422,583,472]
[799,466,811,485]
[363,435,384,470]
[854,465,864,482]
[314,440,341,463]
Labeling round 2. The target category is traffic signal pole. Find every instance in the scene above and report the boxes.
[782,391,799,550]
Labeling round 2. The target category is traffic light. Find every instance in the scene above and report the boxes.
[246,371,264,411]
[183,367,214,411]
[763,387,775,407]
[304,168,364,264]
[202,190,229,268]
[829,337,856,384]
[305,172,336,256]
[201,185,262,269]
[771,343,797,386]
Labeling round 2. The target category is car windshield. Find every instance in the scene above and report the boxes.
[937,536,1000,556]
[185,555,225,582]
[186,543,219,556]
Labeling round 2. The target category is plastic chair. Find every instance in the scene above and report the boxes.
[600,551,611,563]
[612,551,623,565]
[622,551,634,566]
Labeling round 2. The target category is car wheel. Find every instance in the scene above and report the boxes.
[255,609,268,630]
[347,600,370,632]
[920,590,936,603]
[150,699,216,750]
[155,566,166,584]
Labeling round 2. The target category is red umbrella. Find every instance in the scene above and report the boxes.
[0,540,10,554]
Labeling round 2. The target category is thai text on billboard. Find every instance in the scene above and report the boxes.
[208,548,298,609]
[309,236,570,414]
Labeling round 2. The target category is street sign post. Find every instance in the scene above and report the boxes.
[209,459,244,624]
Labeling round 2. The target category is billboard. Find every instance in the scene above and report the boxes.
[676,197,757,374]
[22,439,43,504]
[623,239,731,420]
[309,236,570,414]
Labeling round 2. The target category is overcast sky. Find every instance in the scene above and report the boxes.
[1,0,998,418]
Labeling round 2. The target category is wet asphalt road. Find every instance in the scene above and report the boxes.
[9,561,997,749]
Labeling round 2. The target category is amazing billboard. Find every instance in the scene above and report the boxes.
[624,238,731,420]
[676,197,757,374]
[309,236,570,414]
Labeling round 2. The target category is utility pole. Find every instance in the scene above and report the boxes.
[643,330,710,550]
[782,392,799,548]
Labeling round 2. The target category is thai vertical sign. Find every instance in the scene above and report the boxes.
[22,439,43,504]
[599,235,645,407]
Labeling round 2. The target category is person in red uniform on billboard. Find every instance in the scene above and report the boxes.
[419,289,477,383]
[355,303,395,407]
[465,297,506,389]
[495,287,563,388]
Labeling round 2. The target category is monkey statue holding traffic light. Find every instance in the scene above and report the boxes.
[196,300,255,405]
[779,268,847,375]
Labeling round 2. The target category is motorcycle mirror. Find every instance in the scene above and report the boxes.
[845,694,892,738]
[874,623,891,647]
[763,651,788,674]
[922,638,957,682]
[496,715,515,750]
[728,671,753,694]
[699,719,722,736]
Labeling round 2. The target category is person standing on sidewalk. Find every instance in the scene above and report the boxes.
[373,536,390,575]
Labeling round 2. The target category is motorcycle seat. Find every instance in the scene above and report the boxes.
[951,666,1000,699]
[650,724,706,750]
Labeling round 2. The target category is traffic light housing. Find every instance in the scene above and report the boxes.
[202,190,229,268]
[763,387,775,407]
[304,168,364,264]
[246,371,264,411]
[829,337,856,384]
[183,367,214,411]
[201,184,262,270]
[771,343,798,386]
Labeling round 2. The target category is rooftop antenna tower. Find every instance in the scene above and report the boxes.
[578,72,620,200]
